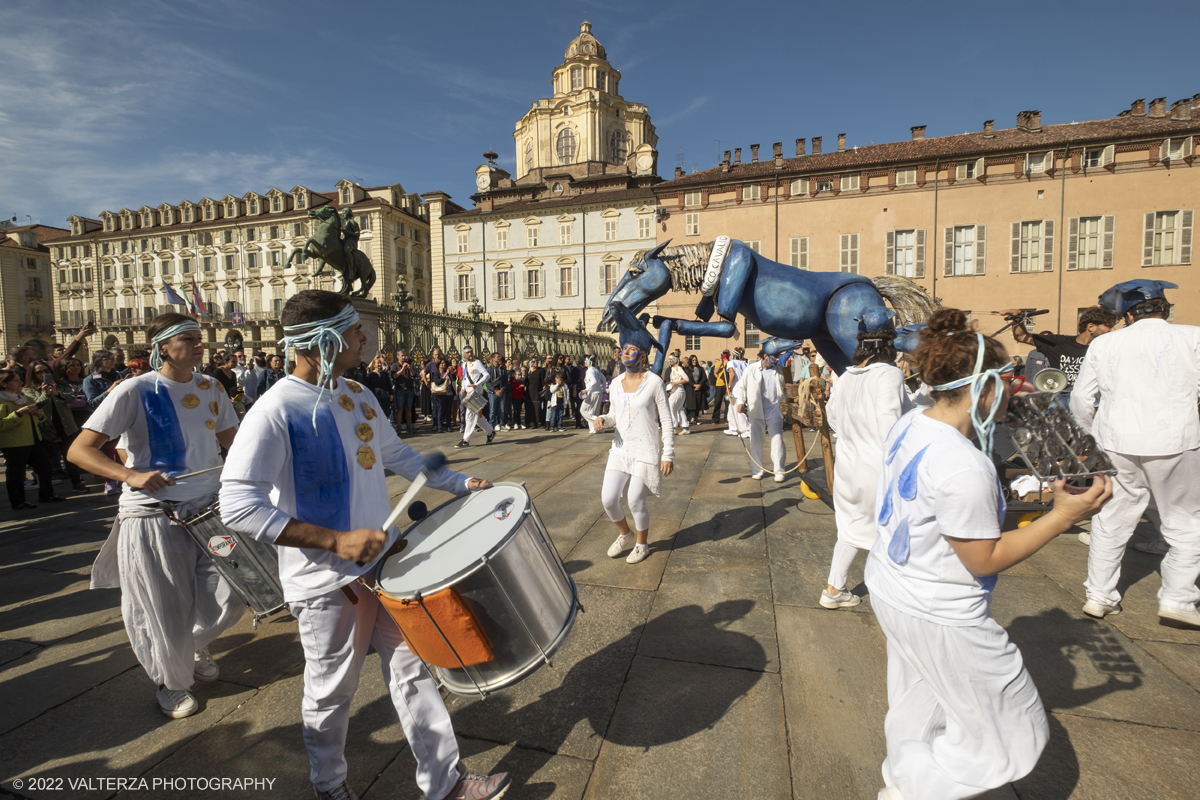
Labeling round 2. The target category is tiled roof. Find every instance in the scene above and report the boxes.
[0,224,72,251]
[660,113,1200,188]
[442,186,657,219]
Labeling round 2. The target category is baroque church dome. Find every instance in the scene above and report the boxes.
[564,21,606,61]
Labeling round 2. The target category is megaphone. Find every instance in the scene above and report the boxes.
[1033,368,1068,393]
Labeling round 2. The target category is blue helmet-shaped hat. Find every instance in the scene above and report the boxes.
[854,306,896,335]
[894,323,927,354]
[609,301,664,355]
[1098,280,1178,315]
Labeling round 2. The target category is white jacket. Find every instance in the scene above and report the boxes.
[732,361,784,420]
[1070,318,1200,456]
[461,359,488,398]
[584,365,607,397]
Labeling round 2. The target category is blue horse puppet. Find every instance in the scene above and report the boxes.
[599,238,937,375]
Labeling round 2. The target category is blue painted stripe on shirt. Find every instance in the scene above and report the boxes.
[288,402,350,532]
[139,386,187,475]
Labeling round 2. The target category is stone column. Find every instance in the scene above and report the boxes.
[492,321,507,358]
[349,297,382,359]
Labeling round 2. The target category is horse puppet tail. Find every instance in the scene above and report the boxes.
[870,275,939,326]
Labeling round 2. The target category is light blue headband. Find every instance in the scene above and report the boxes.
[279,304,360,432]
[149,320,202,393]
[930,332,1013,457]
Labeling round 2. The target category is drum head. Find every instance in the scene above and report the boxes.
[377,482,530,598]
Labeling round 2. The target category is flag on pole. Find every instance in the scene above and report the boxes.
[163,281,190,311]
[191,276,208,315]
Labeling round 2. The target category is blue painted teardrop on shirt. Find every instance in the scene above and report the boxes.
[898,445,930,501]
[887,517,910,564]
[140,387,186,475]
[979,574,998,593]
[288,403,350,532]
[885,421,911,465]
[878,484,893,525]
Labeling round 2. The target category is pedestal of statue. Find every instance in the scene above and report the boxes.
[349,297,382,358]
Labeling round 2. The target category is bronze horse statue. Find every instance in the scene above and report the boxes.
[286,206,377,297]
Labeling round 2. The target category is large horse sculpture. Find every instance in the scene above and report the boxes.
[286,206,377,297]
[599,238,936,375]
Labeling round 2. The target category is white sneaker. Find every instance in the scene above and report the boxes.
[1082,599,1121,618]
[194,647,219,682]
[751,473,764,480]
[878,787,905,800]
[774,473,785,483]
[679,428,690,435]
[1133,538,1169,555]
[626,543,651,564]
[1158,605,1200,628]
[820,590,861,609]
[724,430,737,436]
[607,533,634,558]
[1077,531,1091,545]
[156,686,199,719]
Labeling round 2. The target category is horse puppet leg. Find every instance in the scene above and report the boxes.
[821,281,890,374]
[650,316,739,374]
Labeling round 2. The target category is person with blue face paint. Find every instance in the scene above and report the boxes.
[864,309,1112,800]
[68,312,245,720]
[219,290,508,800]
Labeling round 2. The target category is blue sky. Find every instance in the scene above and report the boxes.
[2,0,1194,229]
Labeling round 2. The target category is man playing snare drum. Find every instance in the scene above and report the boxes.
[68,313,245,719]
[219,290,510,800]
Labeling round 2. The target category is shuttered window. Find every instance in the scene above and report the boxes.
[1144,210,1194,265]
[789,236,809,269]
[789,178,808,196]
[496,229,508,250]
[456,273,475,302]
[558,266,578,296]
[494,271,512,300]
[743,184,761,201]
[1067,216,1114,270]
[560,223,573,245]
[955,159,984,180]
[841,174,860,191]
[525,269,543,298]
[1010,220,1055,273]
[886,230,925,278]
[944,225,986,276]
[746,240,761,253]
[685,213,699,236]
[684,191,701,207]
[839,233,860,274]
[895,168,917,186]
[1160,137,1194,162]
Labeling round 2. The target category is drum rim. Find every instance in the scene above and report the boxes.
[374,481,534,599]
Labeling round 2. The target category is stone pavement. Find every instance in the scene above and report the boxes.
[2,422,1199,800]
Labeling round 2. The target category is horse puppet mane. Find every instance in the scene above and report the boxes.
[632,241,715,293]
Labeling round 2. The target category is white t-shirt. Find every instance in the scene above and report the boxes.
[84,371,239,508]
[864,409,1004,626]
[218,375,470,602]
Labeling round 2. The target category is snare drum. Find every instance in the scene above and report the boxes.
[172,501,286,620]
[463,392,487,416]
[374,482,579,698]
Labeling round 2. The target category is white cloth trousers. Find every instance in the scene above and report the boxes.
[826,540,860,591]
[115,512,243,691]
[748,415,785,477]
[1086,447,1200,611]
[290,580,460,798]
[462,404,493,442]
[601,469,651,531]
[727,403,749,436]
[581,392,603,432]
[873,597,1048,800]
[667,389,688,429]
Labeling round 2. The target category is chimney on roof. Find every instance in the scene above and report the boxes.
[1016,110,1042,132]
[812,137,822,155]
[773,142,783,167]
[750,144,760,162]
[1170,99,1193,121]
[722,150,731,172]
[796,138,806,156]
[674,166,684,178]
[1130,98,1146,116]
[734,147,742,164]
[911,126,926,141]
[837,133,846,152]
[983,119,994,138]
[1148,97,1167,118]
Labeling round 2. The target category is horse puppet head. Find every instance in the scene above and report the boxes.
[598,241,674,332]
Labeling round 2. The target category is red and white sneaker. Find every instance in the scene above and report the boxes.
[441,770,510,800]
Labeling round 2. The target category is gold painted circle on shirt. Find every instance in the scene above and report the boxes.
[181,394,200,409]
[338,395,355,412]
[206,419,216,430]
[362,403,377,420]
[356,423,374,443]
[357,445,376,469]
[209,400,220,416]
[346,381,363,394]
[197,379,211,390]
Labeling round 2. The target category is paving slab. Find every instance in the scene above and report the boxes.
[0,568,94,613]
[1015,712,1200,800]
[514,454,596,476]
[672,498,766,559]
[565,517,680,592]
[767,526,873,611]
[0,581,123,646]
[365,736,594,800]
[1,670,254,800]
[445,584,653,761]
[1137,639,1200,693]
[548,466,609,495]
[0,534,110,576]
[532,491,607,553]
[764,492,838,531]
[637,550,777,673]
[0,638,39,667]
[690,469,763,502]
[583,656,788,800]
[204,611,304,689]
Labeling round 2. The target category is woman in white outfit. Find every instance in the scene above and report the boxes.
[580,357,607,433]
[593,342,675,564]
[666,355,690,434]
[822,327,913,608]
[865,308,1111,800]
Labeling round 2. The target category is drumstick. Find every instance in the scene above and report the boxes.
[172,465,223,480]
[381,452,447,533]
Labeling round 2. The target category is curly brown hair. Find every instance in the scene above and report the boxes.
[851,330,899,366]
[914,308,1009,401]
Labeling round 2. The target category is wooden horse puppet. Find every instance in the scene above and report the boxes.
[598,236,937,375]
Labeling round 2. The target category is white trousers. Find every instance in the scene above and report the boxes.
[290,580,459,797]
[826,540,861,591]
[462,405,493,442]
[600,469,651,531]
[727,400,749,436]
[748,414,785,477]
[668,388,688,429]
[581,391,603,433]
[1086,447,1200,611]
[116,512,244,691]
[873,597,1048,800]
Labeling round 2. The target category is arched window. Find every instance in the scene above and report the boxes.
[525,141,533,172]
[556,129,576,164]
[610,130,628,166]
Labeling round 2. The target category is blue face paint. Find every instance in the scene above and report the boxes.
[140,387,187,475]
[622,350,642,372]
[287,403,350,532]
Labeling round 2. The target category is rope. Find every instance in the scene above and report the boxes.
[726,380,826,478]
